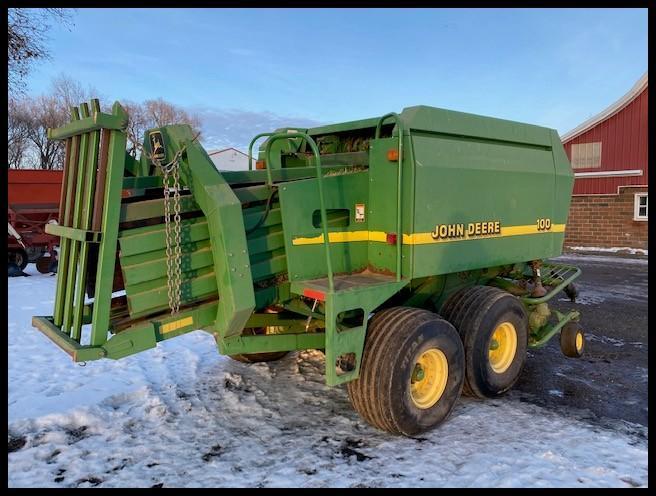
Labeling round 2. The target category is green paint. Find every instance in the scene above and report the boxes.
[34,101,581,391]
[89,102,128,346]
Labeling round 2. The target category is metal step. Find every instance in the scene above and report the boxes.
[291,270,398,300]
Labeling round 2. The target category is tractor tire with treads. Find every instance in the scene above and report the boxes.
[346,307,465,436]
[440,285,528,399]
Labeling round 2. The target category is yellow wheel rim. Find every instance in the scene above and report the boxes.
[410,349,448,409]
[576,332,583,352]
[488,322,518,374]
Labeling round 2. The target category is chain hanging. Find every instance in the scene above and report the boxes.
[160,158,182,314]
[143,132,200,315]
[151,149,186,314]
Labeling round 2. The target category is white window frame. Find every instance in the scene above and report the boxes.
[634,193,648,221]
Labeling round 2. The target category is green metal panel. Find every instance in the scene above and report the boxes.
[367,136,414,276]
[401,105,554,147]
[246,229,285,257]
[278,171,370,282]
[121,245,214,286]
[119,195,200,223]
[408,126,561,278]
[217,332,326,355]
[550,129,575,250]
[126,269,217,318]
[151,126,256,339]
[118,217,209,257]
[243,207,282,231]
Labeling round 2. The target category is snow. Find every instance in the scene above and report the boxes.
[566,246,648,256]
[552,253,648,266]
[8,266,648,488]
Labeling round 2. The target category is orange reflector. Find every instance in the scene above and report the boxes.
[256,160,266,170]
[386,233,398,245]
[387,149,400,162]
[303,289,325,301]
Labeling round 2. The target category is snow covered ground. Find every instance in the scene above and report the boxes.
[8,264,648,488]
[566,246,648,256]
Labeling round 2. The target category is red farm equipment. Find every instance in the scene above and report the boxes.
[8,170,63,273]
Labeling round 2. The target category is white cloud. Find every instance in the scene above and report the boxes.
[192,107,323,152]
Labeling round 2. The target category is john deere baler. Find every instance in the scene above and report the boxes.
[33,101,583,435]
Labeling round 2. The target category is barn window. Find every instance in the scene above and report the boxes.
[634,193,648,221]
[570,142,602,169]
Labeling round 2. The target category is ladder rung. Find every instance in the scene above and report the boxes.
[46,224,102,243]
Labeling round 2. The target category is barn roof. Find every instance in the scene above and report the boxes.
[561,72,648,143]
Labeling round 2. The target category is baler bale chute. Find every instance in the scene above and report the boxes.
[33,100,584,436]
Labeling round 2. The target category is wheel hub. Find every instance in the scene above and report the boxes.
[410,349,448,409]
[488,322,518,374]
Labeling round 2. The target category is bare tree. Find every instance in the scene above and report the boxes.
[8,72,202,168]
[8,75,98,169]
[8,8,74,95]
[24,95,68,170]
[50,74,101,113]
[122,100,150,158]
[8,99,33,168]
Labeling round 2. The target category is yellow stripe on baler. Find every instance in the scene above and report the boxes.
[291,224,566,246]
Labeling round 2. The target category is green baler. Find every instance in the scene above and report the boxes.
[33,100,584,436]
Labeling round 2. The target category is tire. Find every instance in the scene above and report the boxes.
[9,249,28,270]
[229,326,289,363]
[441,286,528,399]
[36,255,54,274]
[563,283,578,302]
[560,322,584,358]
[346,307,465,436]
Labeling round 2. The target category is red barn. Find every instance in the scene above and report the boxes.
[561,72,648,251]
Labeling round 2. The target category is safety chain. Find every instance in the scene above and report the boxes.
[147,137,199,314]
[161,157,182,313]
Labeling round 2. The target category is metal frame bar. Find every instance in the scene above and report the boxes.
[72,99,102,337]
[247,132,275,171]
[263,132,334,291]
[89,102,128,346]
[47,111,127,140]
[528,309,580,348]
[521,263,582,305]
[62,104,90,336]
[53,108,81,326]
[375,113,404,282]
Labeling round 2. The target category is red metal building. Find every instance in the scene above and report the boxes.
[561,72,648,251]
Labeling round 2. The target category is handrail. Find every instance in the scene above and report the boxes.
[375,112,404,282]
[246,133,276,171]
[264,132,334,292]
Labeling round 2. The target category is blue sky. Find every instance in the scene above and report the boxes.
[25,8,648,150]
